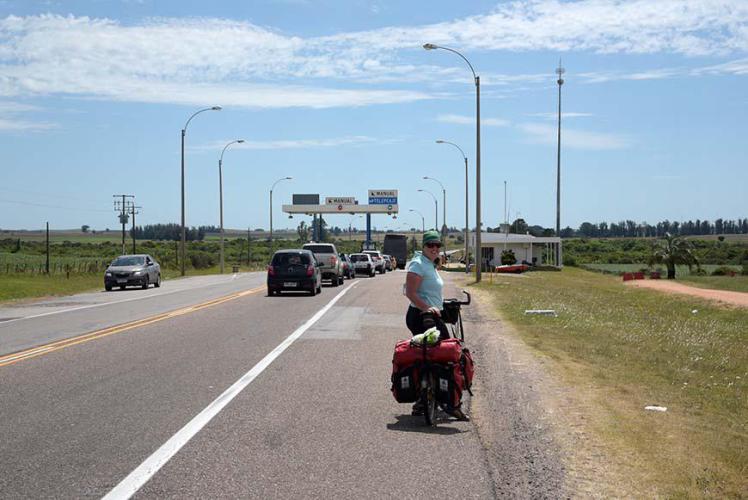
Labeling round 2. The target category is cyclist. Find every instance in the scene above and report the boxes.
[404,230,469,421]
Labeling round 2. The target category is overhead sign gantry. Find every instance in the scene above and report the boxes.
[283,190,399,247]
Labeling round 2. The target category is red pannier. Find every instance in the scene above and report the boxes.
[391,338,474,406]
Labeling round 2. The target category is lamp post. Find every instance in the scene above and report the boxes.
[436,140,470,273]
[181,105,221,276]
[556,60,565,267]
[269,176,293,255]
[424,43,482,282]
[409,208,425,233]
[417,189,438,231]
[347,214,363,241]
[424,176,447,262]
[218,139,244,274]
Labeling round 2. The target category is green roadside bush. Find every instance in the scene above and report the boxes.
[711,266,736,276]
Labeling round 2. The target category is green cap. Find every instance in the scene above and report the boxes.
[422,230,441,246]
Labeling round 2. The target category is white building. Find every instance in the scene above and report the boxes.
[469,232,563,268]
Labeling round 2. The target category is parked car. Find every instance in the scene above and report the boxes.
[104,254,161,291]
[267,249,322,296]
[302,243,344,286]
[362,250,386,274]
[349,253,376,277]
[339,253,356,279]
[383,254,393,271]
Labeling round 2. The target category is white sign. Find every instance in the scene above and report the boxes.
[368,190,397,198]
[325,197,356,205]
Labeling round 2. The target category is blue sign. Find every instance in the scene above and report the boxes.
[369,196,398,205]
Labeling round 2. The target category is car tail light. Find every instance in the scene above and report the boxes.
[306,265,314,277]
[267,265,275,276]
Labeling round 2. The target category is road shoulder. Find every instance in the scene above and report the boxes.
[453,275,638,497]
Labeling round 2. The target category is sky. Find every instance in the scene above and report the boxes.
[0,0,746,233]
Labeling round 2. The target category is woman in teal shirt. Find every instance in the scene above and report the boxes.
[404,230,449,340]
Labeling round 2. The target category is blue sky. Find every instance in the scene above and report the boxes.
[0,0,746,233]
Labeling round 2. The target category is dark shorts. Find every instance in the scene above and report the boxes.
[405,306,450,340]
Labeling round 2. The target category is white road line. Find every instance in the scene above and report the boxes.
[0,274,258,327]
[103,280,360,500]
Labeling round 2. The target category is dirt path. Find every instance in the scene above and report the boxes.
[625,279,748,307]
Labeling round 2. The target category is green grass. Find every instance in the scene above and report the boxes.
[474,267,747,497]
[0,264,268,304]
[580,263,748,293]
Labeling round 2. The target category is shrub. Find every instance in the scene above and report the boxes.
[501,249,517,265]
[743,262,748,276]
[188,251,216,269]
[710,266,736,276]
[563,255,577,266]
[690,267,707,276]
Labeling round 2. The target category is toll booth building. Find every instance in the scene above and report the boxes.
[469,232,563,268]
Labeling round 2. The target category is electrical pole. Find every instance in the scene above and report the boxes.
[130,205,142,254]
[45,221,50,274]
[556,60,565,265]
[113,194,134,255]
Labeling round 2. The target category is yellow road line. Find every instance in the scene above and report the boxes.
[0,286,265,368]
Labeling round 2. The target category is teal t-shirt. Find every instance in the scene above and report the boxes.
[406,251,443,309]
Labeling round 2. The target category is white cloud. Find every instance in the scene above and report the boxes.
[0,1,746,108]
[198,135,381,151]
[519,122,629,150]
[527,112,593,119]
[0,100,57,131]
[438,114,509,127]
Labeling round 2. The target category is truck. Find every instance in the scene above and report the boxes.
[383,234,408,269]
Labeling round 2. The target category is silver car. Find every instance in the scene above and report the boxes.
[104,254,161,291]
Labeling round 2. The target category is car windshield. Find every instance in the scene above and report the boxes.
[111,256,145,266]
[350,254,369,262]
[272,253,311,266]
[304,245,335,254]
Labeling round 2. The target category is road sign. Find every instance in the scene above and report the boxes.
[293,194,320,205]
[325,197,356,205]
[368,189,398,205]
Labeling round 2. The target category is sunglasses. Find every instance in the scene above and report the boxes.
[425,242,442,248]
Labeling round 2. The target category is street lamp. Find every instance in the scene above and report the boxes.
[269,176,293,254]
[181,105,221,276]
[347,214,363,241]
[409,208,425,233]
[423,176,446,235]
[424,176,447,262]
[424,43,482,281]
[437,140,470,273]
[417,188,438,231]
[218,139,244,274]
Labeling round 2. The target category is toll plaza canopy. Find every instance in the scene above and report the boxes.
[282,191,399,246]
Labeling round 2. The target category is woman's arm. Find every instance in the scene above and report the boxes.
[405,272,440,316]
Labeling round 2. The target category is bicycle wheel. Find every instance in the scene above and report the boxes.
[422,371,437,426]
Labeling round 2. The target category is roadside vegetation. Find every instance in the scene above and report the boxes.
[476,267,746,497]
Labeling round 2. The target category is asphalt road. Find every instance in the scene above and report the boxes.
[0,270,565,498]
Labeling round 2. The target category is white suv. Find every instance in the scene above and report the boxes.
[362,250,386,274]
[349,253,376,277]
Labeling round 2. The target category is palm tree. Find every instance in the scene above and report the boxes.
[649,232,699,279]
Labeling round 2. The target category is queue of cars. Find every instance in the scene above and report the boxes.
[102,245,398,298]
[267,243,397,296]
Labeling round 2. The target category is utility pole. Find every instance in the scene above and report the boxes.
[556,60,565,266]
[113,194,135,255]
[130,205,142,254]
[45,221,50,274]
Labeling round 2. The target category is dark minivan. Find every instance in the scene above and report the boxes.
[267,249,322,296]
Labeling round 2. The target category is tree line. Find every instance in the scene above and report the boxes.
[565,218,748,238]
[130,224,206,241]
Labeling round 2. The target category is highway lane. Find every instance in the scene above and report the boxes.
[0,272,266,356]
[0,271,496,498]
